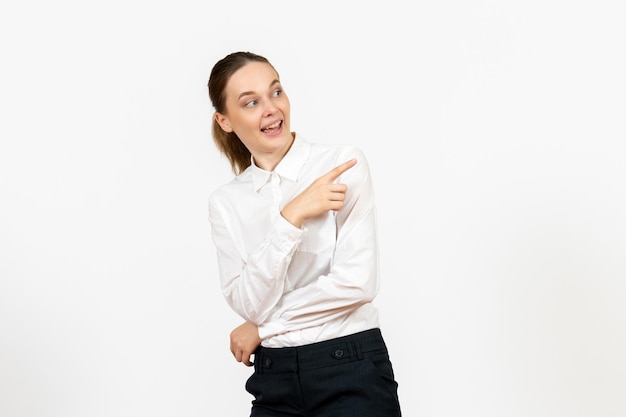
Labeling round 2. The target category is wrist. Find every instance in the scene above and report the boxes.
[280,207,303,228]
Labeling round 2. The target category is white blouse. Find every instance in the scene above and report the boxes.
[208,134,380,348]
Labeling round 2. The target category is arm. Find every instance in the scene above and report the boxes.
[208,198,304,325]
[208,158,358,326]
[258,149,380,339]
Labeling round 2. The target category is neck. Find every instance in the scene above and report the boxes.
[253,132,295,171]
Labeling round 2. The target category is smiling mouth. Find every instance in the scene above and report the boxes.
[261,120,282,132]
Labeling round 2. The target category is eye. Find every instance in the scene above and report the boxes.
[244,99,258,107]
[272,89,282,97]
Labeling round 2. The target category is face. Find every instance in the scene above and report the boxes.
[215,61,292,169]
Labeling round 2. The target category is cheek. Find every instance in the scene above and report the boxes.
[231,114,261,138]
[227,111,249,128]
[239,113,260,131]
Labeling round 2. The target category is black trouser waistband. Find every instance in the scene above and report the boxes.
[253,328,388,374]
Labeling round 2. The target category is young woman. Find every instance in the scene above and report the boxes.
[207,51,402,417]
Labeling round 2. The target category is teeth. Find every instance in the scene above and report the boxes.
[264,121,280,130]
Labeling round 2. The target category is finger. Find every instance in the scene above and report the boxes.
[322,158,357,182]
[328,189,347,201]
[242,353,252,367]
[328,184,348,193]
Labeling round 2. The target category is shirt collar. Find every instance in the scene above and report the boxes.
[250,133,311,192]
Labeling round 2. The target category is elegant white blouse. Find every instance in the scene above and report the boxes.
[208,134,380,348]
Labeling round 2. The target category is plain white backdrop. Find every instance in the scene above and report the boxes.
[1,1,625,416]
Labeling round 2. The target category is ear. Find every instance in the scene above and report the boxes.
[214,112,233,133]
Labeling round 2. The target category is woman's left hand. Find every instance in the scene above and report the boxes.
[229,321,261,366]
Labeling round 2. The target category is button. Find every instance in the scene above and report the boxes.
[333,349,344,359]
[264,357,273,368]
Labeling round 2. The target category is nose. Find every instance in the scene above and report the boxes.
[262,101,278,117]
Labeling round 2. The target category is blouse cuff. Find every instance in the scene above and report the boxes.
[257,317,286,340]
[270,214,305,251]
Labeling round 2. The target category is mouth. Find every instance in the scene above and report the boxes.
[261,120,282,133]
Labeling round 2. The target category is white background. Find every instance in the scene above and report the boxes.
[1,1,625,416]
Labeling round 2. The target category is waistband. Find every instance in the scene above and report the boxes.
[253,328,388,374]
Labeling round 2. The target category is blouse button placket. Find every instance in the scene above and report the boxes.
[269,172,282,215]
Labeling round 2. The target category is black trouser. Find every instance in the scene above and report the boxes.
[246,328,402,417]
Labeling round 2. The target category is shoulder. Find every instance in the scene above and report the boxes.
[307,140,369,165]
[208,169,252,208]
[302,140,372,186]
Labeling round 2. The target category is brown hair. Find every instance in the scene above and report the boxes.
[208,51,278,175]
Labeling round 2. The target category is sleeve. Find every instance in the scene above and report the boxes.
[208,196,306,325]
[257,147,380,340]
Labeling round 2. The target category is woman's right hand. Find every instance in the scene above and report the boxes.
[280,159,357,228]
[230,321,261,367]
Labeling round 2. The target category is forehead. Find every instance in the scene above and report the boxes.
[226,61,279,97]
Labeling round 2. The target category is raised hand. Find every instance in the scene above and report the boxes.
[281,158,357,228]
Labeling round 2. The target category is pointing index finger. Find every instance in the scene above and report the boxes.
[324,158,357,182]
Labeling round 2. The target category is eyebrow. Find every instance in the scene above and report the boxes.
[237,79,281,101]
